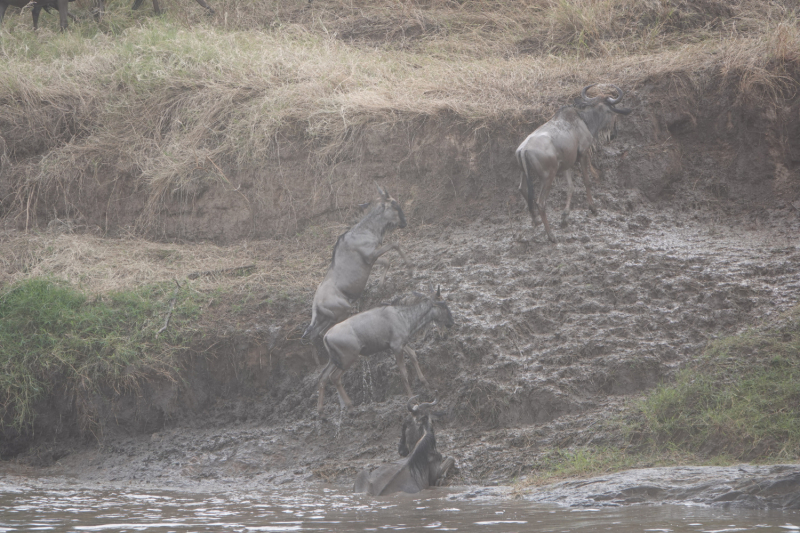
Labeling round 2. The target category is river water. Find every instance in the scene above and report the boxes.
[1,478,798,533]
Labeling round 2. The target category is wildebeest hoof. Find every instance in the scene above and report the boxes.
[560,216,569,228]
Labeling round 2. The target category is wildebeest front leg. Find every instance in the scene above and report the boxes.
[31,5,42,29]
[56,0,68,29]
[403,346,430,389]
[434,456,456,486]
[394,349,414,397]
[193,0,214,14]
[374,257,392,288]
[580,153,598,215]
[369,243,413,274]
[561,169,574,228]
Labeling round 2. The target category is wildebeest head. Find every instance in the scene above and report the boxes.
[399,393,440,457]
[376,183,407,230]
[573,84,633,142]
[430,285,454,329]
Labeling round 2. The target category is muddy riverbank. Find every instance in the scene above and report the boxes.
[2,199,799,507]
[2,0,800,506]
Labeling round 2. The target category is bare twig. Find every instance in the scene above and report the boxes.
[157,279,182,337]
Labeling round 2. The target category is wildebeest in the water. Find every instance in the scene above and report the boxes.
[354,394,455,495]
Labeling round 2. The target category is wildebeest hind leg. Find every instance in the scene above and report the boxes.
[317,362,335,415]
[518,173,540,227]
[403,346,430,389]
[538,170,558,243]
[310,335,331,366]
[561,169,574,228]
[580,155,598,215]
[331,367,353,410]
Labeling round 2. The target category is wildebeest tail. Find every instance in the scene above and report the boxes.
[516,150,537,213]
[322,334,344,369]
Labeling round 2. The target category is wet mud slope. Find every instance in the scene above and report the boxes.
[17,195,800,501]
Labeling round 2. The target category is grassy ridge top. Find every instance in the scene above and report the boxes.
[1,0,798,237]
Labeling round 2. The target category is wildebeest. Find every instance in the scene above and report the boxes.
[130,0,213,15]
[303,184,412,364]
[317,286,454,415]
[516,83,632,243]
[354,394,455,495]
[90,0,213,20]
[0,0,75,30]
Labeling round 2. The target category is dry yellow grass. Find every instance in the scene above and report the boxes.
[1,0,798,240]
[0,227,341,295]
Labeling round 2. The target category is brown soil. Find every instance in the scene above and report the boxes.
[2,58,800,494]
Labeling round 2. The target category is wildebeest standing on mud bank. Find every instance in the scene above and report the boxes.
[316,286,454,415]
[302,184,413,364]
[0,0,75,30]
[516,83,633,243]
[354,395,455,495]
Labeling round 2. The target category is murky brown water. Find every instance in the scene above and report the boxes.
[1,479,798,532]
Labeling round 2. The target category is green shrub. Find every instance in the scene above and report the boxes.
[0,278,198,429]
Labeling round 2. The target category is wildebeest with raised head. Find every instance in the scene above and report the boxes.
[302,184,412,364]
[516,83,633,243]
[354,394,455,495]
[0,0,75,30]
[317,286,454,415]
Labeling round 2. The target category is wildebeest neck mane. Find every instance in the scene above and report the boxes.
[407,427,438,479]
[357,203,396,238]
[395,298,438,337]
[573,105,613,142]
[327,232,346,270]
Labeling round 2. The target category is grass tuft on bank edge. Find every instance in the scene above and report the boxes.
[632,305,800,461]
[0,278,202,430]
[517,305,800,489]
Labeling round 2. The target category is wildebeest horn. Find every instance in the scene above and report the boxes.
[375,182,388,200]
[605,84,624,105]
[418,397,438,411]
[407,395,420,412]
[418,390,438,411]
[581,83,601,104]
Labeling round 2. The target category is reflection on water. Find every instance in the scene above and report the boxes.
[0,479,797,532]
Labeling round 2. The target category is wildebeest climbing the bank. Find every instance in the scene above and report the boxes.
[302,184,412,365]
[0,0,75,30]
[316,286,454,415]
[354,394,455,495]
[516,83,633,243]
